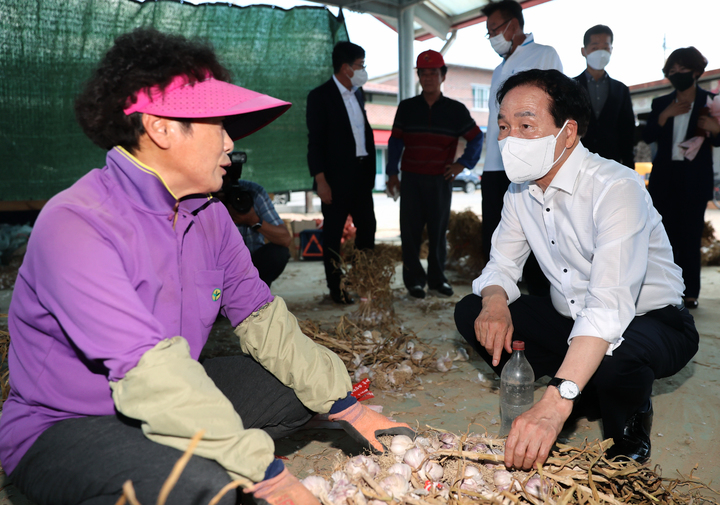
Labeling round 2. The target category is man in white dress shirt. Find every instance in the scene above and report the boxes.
[454,69,698,469]
[481,0,563,295]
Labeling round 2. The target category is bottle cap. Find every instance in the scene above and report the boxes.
[512,340,525,351]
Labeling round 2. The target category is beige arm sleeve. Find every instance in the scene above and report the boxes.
[110,336,274,483]
[234,296,352,414]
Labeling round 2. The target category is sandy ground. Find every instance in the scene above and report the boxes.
[1,195,719,503]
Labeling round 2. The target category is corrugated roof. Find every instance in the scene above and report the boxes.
[306,0,553,41]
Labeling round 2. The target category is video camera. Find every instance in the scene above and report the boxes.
[220,151,254,215]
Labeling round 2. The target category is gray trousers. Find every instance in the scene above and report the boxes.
[9,355,314,505]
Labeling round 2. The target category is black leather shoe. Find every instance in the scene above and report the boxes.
[605,402,653,464]
[430,282,454,297]
[330,290,355,305]
[407,285,426,299]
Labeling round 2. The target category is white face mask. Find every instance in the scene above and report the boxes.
[489,31,512,58]
[350,68,368,88]
[498,120,569,183]
[586,49,611,71]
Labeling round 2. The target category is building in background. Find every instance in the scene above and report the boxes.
[363,64,494,190]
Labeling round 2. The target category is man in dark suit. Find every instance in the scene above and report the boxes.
[307,41,376,304]
[574,25,636,168]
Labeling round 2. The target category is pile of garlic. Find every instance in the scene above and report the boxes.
[301,432,550,504]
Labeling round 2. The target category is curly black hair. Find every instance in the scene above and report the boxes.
[496,69,592,137]
[74,28,231,152]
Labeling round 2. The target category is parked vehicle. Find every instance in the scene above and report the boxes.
[453,168,482,194]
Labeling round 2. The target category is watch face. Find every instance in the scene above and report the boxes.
[559,381,580,399]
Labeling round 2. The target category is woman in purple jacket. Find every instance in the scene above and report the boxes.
[0,28,412,505]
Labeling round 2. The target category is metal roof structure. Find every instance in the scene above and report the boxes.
[311,0,552,41]
[306,0,553,101]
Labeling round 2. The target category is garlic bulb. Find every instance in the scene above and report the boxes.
[396,363,413,375]
[419,461,443,482]
[345,455,380,478]
[362,330,373,341]
[460,478,480,492]
[405,341,415,354]
[329,482,367,505]
[380,473,409,499]
[436,352,452,372]
[415,436,431,448]
[403,447,426,469]
[524,475,549,498]
[354,365,371,381]
[388,463,412,482]
[463,466,484,484]
[301,476,330,498]
[332,471,349,484]
[454,348,470,361]
[439,432,457,449]
[465,443,488,453]
[493,470,513,491]
[390,435,415,458]
[411,350,424,364]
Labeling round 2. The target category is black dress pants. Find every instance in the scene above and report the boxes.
[251,242,290,288]
[320,163,376,293]
[480,170,510,262]
[649,160,707,299]
[10,355,314,505]
[399,171,452,290]
[454,294,699,440]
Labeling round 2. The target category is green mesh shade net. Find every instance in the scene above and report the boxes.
[0,0,348,201]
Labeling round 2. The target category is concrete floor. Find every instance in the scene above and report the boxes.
[1,196,719,502]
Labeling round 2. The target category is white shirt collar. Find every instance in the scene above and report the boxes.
[332,74,357,95]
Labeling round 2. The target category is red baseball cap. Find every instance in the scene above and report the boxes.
[416,50,445,69]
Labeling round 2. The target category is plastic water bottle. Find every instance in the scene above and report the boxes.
[499,340,535,437]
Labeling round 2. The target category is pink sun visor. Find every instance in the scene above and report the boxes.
[123,75,292,140]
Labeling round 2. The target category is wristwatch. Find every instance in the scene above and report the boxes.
[548,377,581,401]
[251,218,263,231]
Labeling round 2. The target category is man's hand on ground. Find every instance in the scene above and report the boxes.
[503,388,572,470]
[476,287,513,367]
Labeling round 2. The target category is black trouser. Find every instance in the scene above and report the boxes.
[251,243,290,288]
[480,170,510,262]
[454,294,699,440]
[649,160,707,299]
[480,170,549,296]
[10,355,314,505]
[399,171,452,290]
[321,164,376,293]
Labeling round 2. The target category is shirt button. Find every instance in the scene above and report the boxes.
[551,240,555,245]
[563,269,568,273]
[570,300,575,304]
[545,208,551,212]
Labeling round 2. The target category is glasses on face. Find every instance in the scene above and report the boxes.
[486,18,510,39]
[352,63,367,71]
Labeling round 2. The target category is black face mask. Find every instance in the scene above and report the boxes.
[668,71,695,92]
